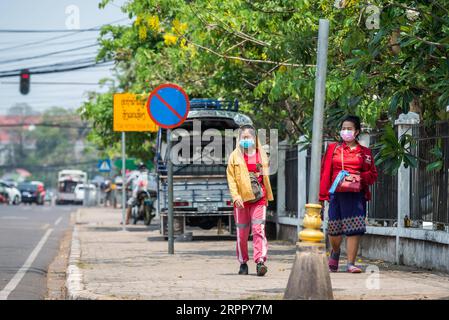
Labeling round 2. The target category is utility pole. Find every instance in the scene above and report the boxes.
[284,19,333,300]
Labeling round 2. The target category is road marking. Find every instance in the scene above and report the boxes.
[0,216,28,220]
[0,228,54,300]
[54,216,63,226]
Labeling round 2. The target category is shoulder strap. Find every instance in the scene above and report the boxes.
[331,143,344,170]
[341,145,344,170]
[331,143,341,157]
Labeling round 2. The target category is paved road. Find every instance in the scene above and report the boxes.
[0,204,75,300]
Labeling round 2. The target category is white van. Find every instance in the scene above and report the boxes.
[74,183,97,205]
[56,169,87,204]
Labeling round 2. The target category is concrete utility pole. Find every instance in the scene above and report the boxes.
[284,19,333,300]
[167,129,174,254]
[308,21,329,205]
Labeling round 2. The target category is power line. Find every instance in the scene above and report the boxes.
[0,160,99,170]
[0,123,91,128]
[0,35,100,48]
[0,57,100,73]
[0,28,103,33]
[0,81,104,86]
[0,18,129,53]
[0,43,99,65]
[0,58,113,78]
[0,63,113,78]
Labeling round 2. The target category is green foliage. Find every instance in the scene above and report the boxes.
[426,139,444,172]
[4,105,97,187]
[373,125,417,175]
[82,0,449,173]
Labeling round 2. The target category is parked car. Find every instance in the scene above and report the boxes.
[74,183,97,205]
[0,184,9,204]
[0,180,21,205]
[18,182,46,205]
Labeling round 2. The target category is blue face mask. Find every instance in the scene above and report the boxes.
[239,138,255,149]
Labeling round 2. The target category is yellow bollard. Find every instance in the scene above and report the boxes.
[299,203,324,244]
[284,202,333,300]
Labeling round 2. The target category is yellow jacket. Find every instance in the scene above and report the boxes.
[226,142,274,204]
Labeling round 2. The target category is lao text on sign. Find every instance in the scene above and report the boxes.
[113,93,158,132]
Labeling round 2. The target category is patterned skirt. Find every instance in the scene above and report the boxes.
[327,192,367,236]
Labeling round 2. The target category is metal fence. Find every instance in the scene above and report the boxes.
[367,132,398,223]
[279,125,449,228]
[285,146,298,216]
[410,122,449,227]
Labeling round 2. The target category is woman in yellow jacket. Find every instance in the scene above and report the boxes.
[226,124,274,276]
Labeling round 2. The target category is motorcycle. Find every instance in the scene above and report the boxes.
[131,189,155,226]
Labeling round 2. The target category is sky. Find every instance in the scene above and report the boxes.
[0,0,130,114]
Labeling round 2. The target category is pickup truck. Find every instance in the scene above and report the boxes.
[156,99,253,237]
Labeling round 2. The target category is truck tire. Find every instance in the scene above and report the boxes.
[198,218,216,230]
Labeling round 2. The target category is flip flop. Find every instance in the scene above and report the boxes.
[347,264,362,273]
[328,250,340,272]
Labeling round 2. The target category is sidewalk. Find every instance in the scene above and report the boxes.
[66,208,449,300]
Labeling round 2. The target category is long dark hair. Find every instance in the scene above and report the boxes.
[340,115,361,139]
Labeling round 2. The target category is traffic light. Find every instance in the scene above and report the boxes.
[20,69,30,95]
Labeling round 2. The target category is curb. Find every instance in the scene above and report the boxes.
[65,209,109,300]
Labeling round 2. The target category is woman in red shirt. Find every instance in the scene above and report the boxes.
[319,116,378,273]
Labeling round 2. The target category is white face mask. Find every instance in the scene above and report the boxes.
[340,129,355,142]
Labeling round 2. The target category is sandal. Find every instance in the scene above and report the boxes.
[346,264,362,273]
[328,250,340,272]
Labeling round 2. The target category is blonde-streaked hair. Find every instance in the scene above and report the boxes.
[238,124,256,139]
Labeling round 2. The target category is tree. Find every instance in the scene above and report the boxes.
[83,0,449,172]
[2,105,97,187]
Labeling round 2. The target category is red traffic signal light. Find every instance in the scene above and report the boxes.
[20,69,30,95]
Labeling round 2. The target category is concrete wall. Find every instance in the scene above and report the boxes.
[275,217,449,273]
[400,238,449,273]
[340,234,396,263]
[277,224,297,243]
[338,233,449,273]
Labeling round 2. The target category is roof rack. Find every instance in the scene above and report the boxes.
[189,99,239,112]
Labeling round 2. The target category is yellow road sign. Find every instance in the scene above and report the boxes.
[113,93,158,132]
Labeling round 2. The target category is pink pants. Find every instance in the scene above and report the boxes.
[234,204,268,264]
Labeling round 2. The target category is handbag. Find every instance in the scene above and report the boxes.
[247,157,264,203]
[247,172,264,203]
[335,145,362,193]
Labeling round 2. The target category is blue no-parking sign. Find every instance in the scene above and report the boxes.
[146,83,190,129]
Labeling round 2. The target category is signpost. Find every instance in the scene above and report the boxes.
[146,83,190,254]
[113,93,158,231]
